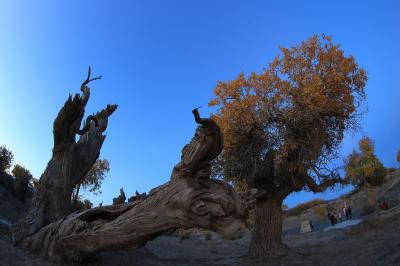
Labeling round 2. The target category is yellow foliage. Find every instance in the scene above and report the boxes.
[345,137,386,187]
[209,34,367,189]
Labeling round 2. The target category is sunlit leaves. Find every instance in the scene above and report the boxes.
[344,137,386,187]
[209,35,367,189]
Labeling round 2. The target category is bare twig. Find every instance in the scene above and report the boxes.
[81,66,102,90]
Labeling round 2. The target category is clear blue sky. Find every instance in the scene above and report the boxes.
[0,1,399,207]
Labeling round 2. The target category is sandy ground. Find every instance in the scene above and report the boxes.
[1,206,399,266]
[1,172,399,266]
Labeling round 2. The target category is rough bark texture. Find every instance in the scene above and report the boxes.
[22,178,250,263]
[13,94,255,263]
[13,68,117,243]
[248,198,285,258]
[112,188,126,205]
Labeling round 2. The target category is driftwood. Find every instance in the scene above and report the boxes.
[12,74,255,263]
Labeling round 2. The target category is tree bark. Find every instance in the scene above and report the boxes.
[248,197,285,258]
[21,178,251,263]
[72,183,81,205]
[13,95,255,263]
[13,68,117,243]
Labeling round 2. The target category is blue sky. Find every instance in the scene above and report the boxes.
[0,1,399,207]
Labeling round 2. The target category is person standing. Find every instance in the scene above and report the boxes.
[344,206,349,220]
[330,213,335,226]
[338,211,342,222]
[347,205,352,219]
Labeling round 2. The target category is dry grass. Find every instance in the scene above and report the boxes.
[286,199,327,217]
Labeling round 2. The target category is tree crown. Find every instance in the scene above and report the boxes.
[345,137,386,187]
[209,35,367,193]
[12,164,33,180]
[0,146,14,173]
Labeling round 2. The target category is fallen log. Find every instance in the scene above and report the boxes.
[12,72,255,263]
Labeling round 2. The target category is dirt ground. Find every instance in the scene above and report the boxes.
[1,172,399,266]
[1,205,399,266]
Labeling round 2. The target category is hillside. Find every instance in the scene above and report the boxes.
[283,170,400,234]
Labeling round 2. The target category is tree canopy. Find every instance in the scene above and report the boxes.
[0,146,14,172]
[12,164,33,180]
[72,158,110,203]
[345,137,386,187]
[209,34,367,195]
[209,34,367,257]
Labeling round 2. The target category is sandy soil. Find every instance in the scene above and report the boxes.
[1,206,399,266]
[1,172,399,266]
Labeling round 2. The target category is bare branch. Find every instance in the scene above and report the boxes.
[306,175,344,193]
[80,66,102,90]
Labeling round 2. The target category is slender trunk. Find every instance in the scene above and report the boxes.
[248,197,285,258]
[73,183,81,204]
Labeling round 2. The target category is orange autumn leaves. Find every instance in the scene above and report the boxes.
[209,35,367,184]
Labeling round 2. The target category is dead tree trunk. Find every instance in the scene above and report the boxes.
[13,89,255,263]
[22,178,252,263]
[13,68,117,243]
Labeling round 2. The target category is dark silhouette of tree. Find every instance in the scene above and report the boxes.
[12,164,33,201]
[0,146,14,172]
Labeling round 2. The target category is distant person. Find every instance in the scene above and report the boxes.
[330,213,335,226]
[379,198,389,210]
[347,205,352,219]
[343,207,348,220]
[309,220,314,231]
[338,212,342,222]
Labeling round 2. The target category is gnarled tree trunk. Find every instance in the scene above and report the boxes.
[13,68,116,243]
[13,81,255,263]
[22,177,250,263]
[248,197,284,258]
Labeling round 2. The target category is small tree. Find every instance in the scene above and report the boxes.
[72,158,110,204]
[0,146,14,172]
[12,164,33,180]
[344,137,386,187]
[12,164,33,201]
